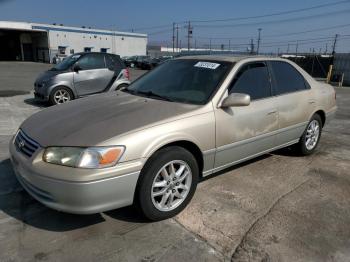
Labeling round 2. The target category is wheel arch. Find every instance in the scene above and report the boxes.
[154,140,204,174]
[313,110,326,127]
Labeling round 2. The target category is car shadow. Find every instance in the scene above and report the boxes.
[0,158,148,233]
[200,146,301,182]
[200,154,272,182]
[23,98,48,108]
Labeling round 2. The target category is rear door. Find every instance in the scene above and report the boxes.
[73,53,114,96]
[214,61,279,169]
[268,61,316,145]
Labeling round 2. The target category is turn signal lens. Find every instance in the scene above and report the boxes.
[100,148,123,165]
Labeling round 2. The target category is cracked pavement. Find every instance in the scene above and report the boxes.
[1,62,350,261]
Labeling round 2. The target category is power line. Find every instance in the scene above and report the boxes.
[186,22,350,42]
[263,23,350,38]
[194,8,350,28]
[190,0,350,23]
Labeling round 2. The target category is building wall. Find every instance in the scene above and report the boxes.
[42,26,147,60]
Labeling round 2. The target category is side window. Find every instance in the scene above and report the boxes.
[228,62,271,100]
[270,61,308,95]
[105,54,123,71]
[77,54,105,70]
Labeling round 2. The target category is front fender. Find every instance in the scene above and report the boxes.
[46,81,77,98]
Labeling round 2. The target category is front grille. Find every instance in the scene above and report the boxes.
[14,130,40,158]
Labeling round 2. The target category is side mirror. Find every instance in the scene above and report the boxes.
[221,93,251,108]
[73,63,81,72]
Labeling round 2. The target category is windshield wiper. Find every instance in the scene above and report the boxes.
[136,90,174,102]
[123,89,173,102]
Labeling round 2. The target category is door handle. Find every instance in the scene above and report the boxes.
[267,110,277,115]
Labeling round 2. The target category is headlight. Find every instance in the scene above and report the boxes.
[43,146,125,169]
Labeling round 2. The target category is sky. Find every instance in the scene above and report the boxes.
[0,0,350,53]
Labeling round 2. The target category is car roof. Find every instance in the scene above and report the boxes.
[175,55,287,63]
[74,52,119,57]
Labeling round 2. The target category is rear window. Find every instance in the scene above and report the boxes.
[105,54,124,70]
[269,61,309,95]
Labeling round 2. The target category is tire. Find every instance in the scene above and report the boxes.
[49,86,73,106]
[295,114,322,155]
[136,146,199,221]
[115,83,129,91]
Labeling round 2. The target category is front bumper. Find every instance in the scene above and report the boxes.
[34,91,49,101]
[9,139,141,214]
[34,83,49,101]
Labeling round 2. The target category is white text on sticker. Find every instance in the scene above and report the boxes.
[194,62,220,69]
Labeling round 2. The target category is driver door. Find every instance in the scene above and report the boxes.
[73,53,114,96]
[214,62,279,169]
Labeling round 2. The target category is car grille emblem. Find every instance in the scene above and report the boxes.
[18,139,25,149]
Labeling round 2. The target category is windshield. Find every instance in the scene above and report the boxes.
[51,54,81,71]
[125,59,232,105]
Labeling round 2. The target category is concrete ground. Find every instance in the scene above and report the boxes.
[0,62,350,261]
[0,62,146,95]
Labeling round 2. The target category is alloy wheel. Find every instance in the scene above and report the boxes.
[151,160,192,212]
[54,89,71,104]
[305,120,320,150]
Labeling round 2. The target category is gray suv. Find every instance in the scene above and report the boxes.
[34,52,130,105]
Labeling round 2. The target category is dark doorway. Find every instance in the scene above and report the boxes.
[22,43,34,61]
[0,29,49,62]
[0,30,22,60]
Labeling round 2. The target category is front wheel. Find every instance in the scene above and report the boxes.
[295,114,322,155]
[137,146,198,221]
[49,87,73,105]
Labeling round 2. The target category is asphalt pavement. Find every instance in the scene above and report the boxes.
[0,62,350,261]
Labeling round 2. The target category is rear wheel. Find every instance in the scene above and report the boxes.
[295,114,322,155]
[136,146,198,221]
[49,87,73,105]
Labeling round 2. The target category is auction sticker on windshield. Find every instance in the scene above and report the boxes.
[194,61,221,69]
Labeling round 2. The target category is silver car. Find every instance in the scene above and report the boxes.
[10,56,337,220]
[34,52,130,105]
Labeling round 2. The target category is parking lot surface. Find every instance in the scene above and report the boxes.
[0,62,350,261]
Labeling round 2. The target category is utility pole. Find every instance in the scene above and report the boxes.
[332,34,339,55]
[176,24,179,52]
[277,47,280,56]
[172,22,175,53]
[325,43,328,54]
[187,21,193,51]
[295,41,299,56]
[250,39,254,54]
[257,28,262,55]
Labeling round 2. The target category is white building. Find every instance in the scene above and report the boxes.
[0,21,147,63]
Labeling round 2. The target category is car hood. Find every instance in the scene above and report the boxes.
[21,92,202,147]
[35,69,66,83]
